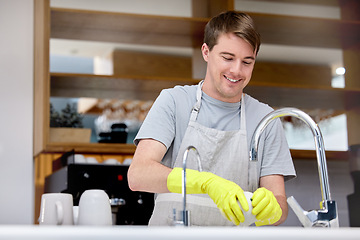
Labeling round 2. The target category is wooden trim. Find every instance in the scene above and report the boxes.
[290,149,349,161]
[34,0,50,157]
[42,142,349,161]
[45,142,136,155]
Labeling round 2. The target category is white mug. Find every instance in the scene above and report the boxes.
[39,193,74,225]
[73,206,79,225]
[78,189,112,226]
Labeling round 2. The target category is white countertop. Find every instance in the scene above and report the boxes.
[0,225,359,240]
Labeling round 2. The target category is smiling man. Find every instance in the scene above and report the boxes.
[128,11,296,226]
[202,32,255,103]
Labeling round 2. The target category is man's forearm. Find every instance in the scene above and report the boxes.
[274,194,288,225]
[128,139,171,193]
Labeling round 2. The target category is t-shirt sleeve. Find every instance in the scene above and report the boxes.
[134,89,176,149]
[259,118,296,181]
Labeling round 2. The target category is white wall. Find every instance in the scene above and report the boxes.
[0,0,34,224]
[284,160,353,227]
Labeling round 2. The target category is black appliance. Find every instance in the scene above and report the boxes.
[98,123,128,143]
[44,163,154,225]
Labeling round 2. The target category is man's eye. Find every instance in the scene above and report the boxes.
[243,61,252,65]
[223,56,233,61]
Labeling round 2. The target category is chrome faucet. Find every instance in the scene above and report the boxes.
[249,107,339,227]
[173,146,203,226]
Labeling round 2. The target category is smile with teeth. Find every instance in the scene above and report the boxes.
[224,75,240,83]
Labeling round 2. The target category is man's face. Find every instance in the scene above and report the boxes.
[201,32,256,103]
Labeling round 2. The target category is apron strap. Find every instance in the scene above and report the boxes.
[240,94,246,130]
[189,80,203,122]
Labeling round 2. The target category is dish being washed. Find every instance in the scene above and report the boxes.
[238,191,256,227]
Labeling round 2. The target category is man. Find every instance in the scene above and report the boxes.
[128,11,296,226]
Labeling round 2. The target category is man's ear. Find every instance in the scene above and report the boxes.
[201,43,210,62]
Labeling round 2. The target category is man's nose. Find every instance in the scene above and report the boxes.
[230,60,243,76]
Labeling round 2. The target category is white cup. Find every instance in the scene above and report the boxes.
[122,158,132,166]
[78,189,112,226]
[73,206,79,225]
[238,191,257,227]
[74,154,86,164]
[39,193,74,225]
[86,157,99,164]
[102,158,120,165]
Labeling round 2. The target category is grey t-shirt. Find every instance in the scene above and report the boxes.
[135,83,296,180]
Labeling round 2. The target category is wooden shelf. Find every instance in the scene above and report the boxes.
[50,7,360,49]
[50,73,199,101]
[45,142,136,155]
[246,81,360,111]
[249,12,360,49]
[50,8,207,48]
[50,73,360,111]
[42,141,349,161]
[290,149,349,161]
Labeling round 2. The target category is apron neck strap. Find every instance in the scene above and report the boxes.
[191,81,247,127]
[190,80,203,121]
[240,94,246,130]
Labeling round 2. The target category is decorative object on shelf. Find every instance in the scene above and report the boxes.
[79,98,153,123]
[49,103,91,143]
[97,123,128,144]
[93,99,153,143]
[50,103,84,128]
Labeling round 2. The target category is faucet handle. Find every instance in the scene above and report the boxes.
[287,196,314,227]
[287,196,339,227]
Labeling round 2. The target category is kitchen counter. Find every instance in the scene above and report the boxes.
[0,226,359,240]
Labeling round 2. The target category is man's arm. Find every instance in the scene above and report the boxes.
[259,174,288,225]
[128,139,172,193]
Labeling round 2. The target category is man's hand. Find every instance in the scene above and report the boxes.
[167,168,248,225]
[251,187,282,226]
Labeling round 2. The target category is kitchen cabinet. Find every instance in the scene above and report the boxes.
[34,0,360,157]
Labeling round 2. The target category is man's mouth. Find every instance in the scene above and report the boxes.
[224,75,240,83]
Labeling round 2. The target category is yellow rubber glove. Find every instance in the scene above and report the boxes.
[167,167,248,225]
[251,187,282,226]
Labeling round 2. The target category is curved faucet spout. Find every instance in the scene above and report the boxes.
[182,146,203,213]
[249,107,338,227]
[173,146,202,227]
[249,108,331,202]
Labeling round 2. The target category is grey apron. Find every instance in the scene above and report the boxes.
[148,81,258,226]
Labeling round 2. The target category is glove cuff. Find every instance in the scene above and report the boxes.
[167,167,206,194]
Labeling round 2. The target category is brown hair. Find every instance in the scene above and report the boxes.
[203,11,261,55]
